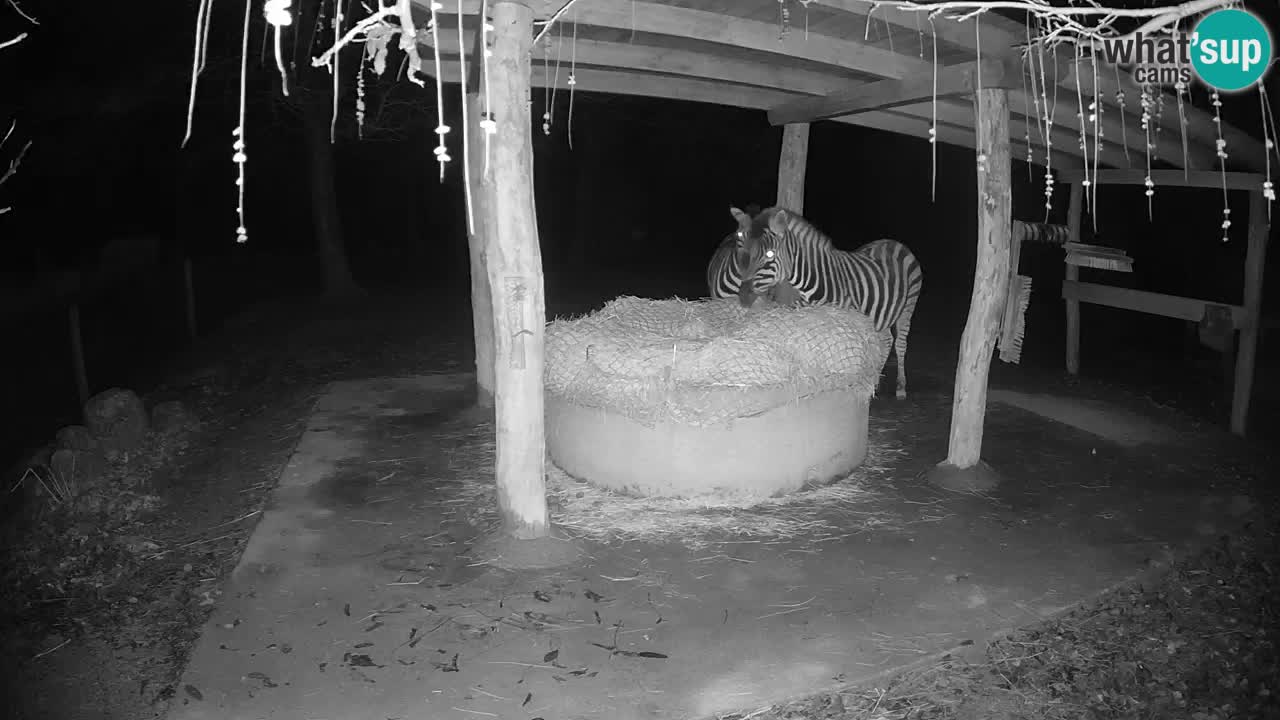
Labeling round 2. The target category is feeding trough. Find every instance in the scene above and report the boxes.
[544,297,891,500]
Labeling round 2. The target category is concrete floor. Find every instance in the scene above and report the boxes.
[165,374,1251,720]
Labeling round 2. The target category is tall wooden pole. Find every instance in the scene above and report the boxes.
[483,0,549,540]
[928,88,1011,491]
[183,257,198,341]
[69,302,89,413]
[1230,191,1269,436]
[776,123,810,213]
[1064,181,1084,375]
[466,90,496,401]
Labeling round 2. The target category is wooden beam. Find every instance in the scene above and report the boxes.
[776,123,810,213]
[427,58,1077,171]
[889,97,1131,170]
[429,30,1194,171]
[813,0,1024,58]
[453,0,920,80]
[484,0,549,539]
[945,87,1012,472]
[1065,182,1084,375]
[439,0,1257,171]
[802,1,1259,171]
[1231,191,1270,436]
[769,57,1021,125]
[1057,168,1267,191]
[1062,280,1245,326]
[428,29,848,97]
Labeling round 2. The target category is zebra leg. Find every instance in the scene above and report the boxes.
[892,305,917,399]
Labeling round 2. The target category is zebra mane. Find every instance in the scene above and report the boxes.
[778,209,836,251]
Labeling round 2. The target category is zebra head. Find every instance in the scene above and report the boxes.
[733,206,791,308]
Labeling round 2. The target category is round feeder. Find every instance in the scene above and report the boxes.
[544,297,890,500]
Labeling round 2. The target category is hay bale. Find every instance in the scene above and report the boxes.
[545,297,891,499]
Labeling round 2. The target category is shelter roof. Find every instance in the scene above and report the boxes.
[417,0,1267,174]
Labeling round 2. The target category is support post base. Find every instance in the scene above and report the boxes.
[925,460,1002,493]
[472,526,582,571]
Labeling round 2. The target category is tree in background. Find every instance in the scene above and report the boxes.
[0,0,34,218]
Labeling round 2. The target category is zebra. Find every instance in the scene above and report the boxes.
[735,206,924,399]
[706,203,762,299]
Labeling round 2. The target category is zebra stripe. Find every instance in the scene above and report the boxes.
[738,206,924,399]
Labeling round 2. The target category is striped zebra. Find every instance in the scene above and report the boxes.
[735,206,924,399]
[705,203,762,299]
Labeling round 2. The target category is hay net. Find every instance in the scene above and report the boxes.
[544,296,891,427]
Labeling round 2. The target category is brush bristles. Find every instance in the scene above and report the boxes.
[1066,253,1134,272]
[999,275,1033,364]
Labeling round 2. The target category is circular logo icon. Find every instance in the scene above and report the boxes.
[1191,9,1272,92]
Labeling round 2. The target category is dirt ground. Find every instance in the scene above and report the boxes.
[1,289,1276,720]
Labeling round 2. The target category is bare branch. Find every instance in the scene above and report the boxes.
[7,0,36,26]
[0,32,27,50]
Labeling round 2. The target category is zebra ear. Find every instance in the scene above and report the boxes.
[729,207,751,226]
[767,208,789,235]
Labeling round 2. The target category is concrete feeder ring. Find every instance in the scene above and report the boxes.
[543,297,890,500]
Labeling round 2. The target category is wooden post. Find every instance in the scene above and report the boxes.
[69,303,89,412]
[466,90,496,401]
[482,0,550,540]
[183,257,198,341]
[927,88,1012,492]
[775,123,810,213]
[1064,181,1084,375]
[1230,191,1269,436]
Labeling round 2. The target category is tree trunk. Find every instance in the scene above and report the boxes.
[301,99,361,297]
[482,0,549,540]
[945,88,1012,469]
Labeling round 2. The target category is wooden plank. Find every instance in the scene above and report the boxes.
[1231,191,1269,436]
[484,0,549,539]
[430,30,847,97]
[1065,182,1083,375]
[1057,168,1267,191]
[768,57,1021,125]
[454,0,921,80]
[885,96,1129,169]
[776,123,810,212]
[813,0,1024,57]
[945,87,1012,471]
[1062,280,1245,326]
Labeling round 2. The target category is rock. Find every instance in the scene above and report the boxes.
[151,400,199,435]
[47,447,107,500]
[84,388,149,456]
[55,425,100,452]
